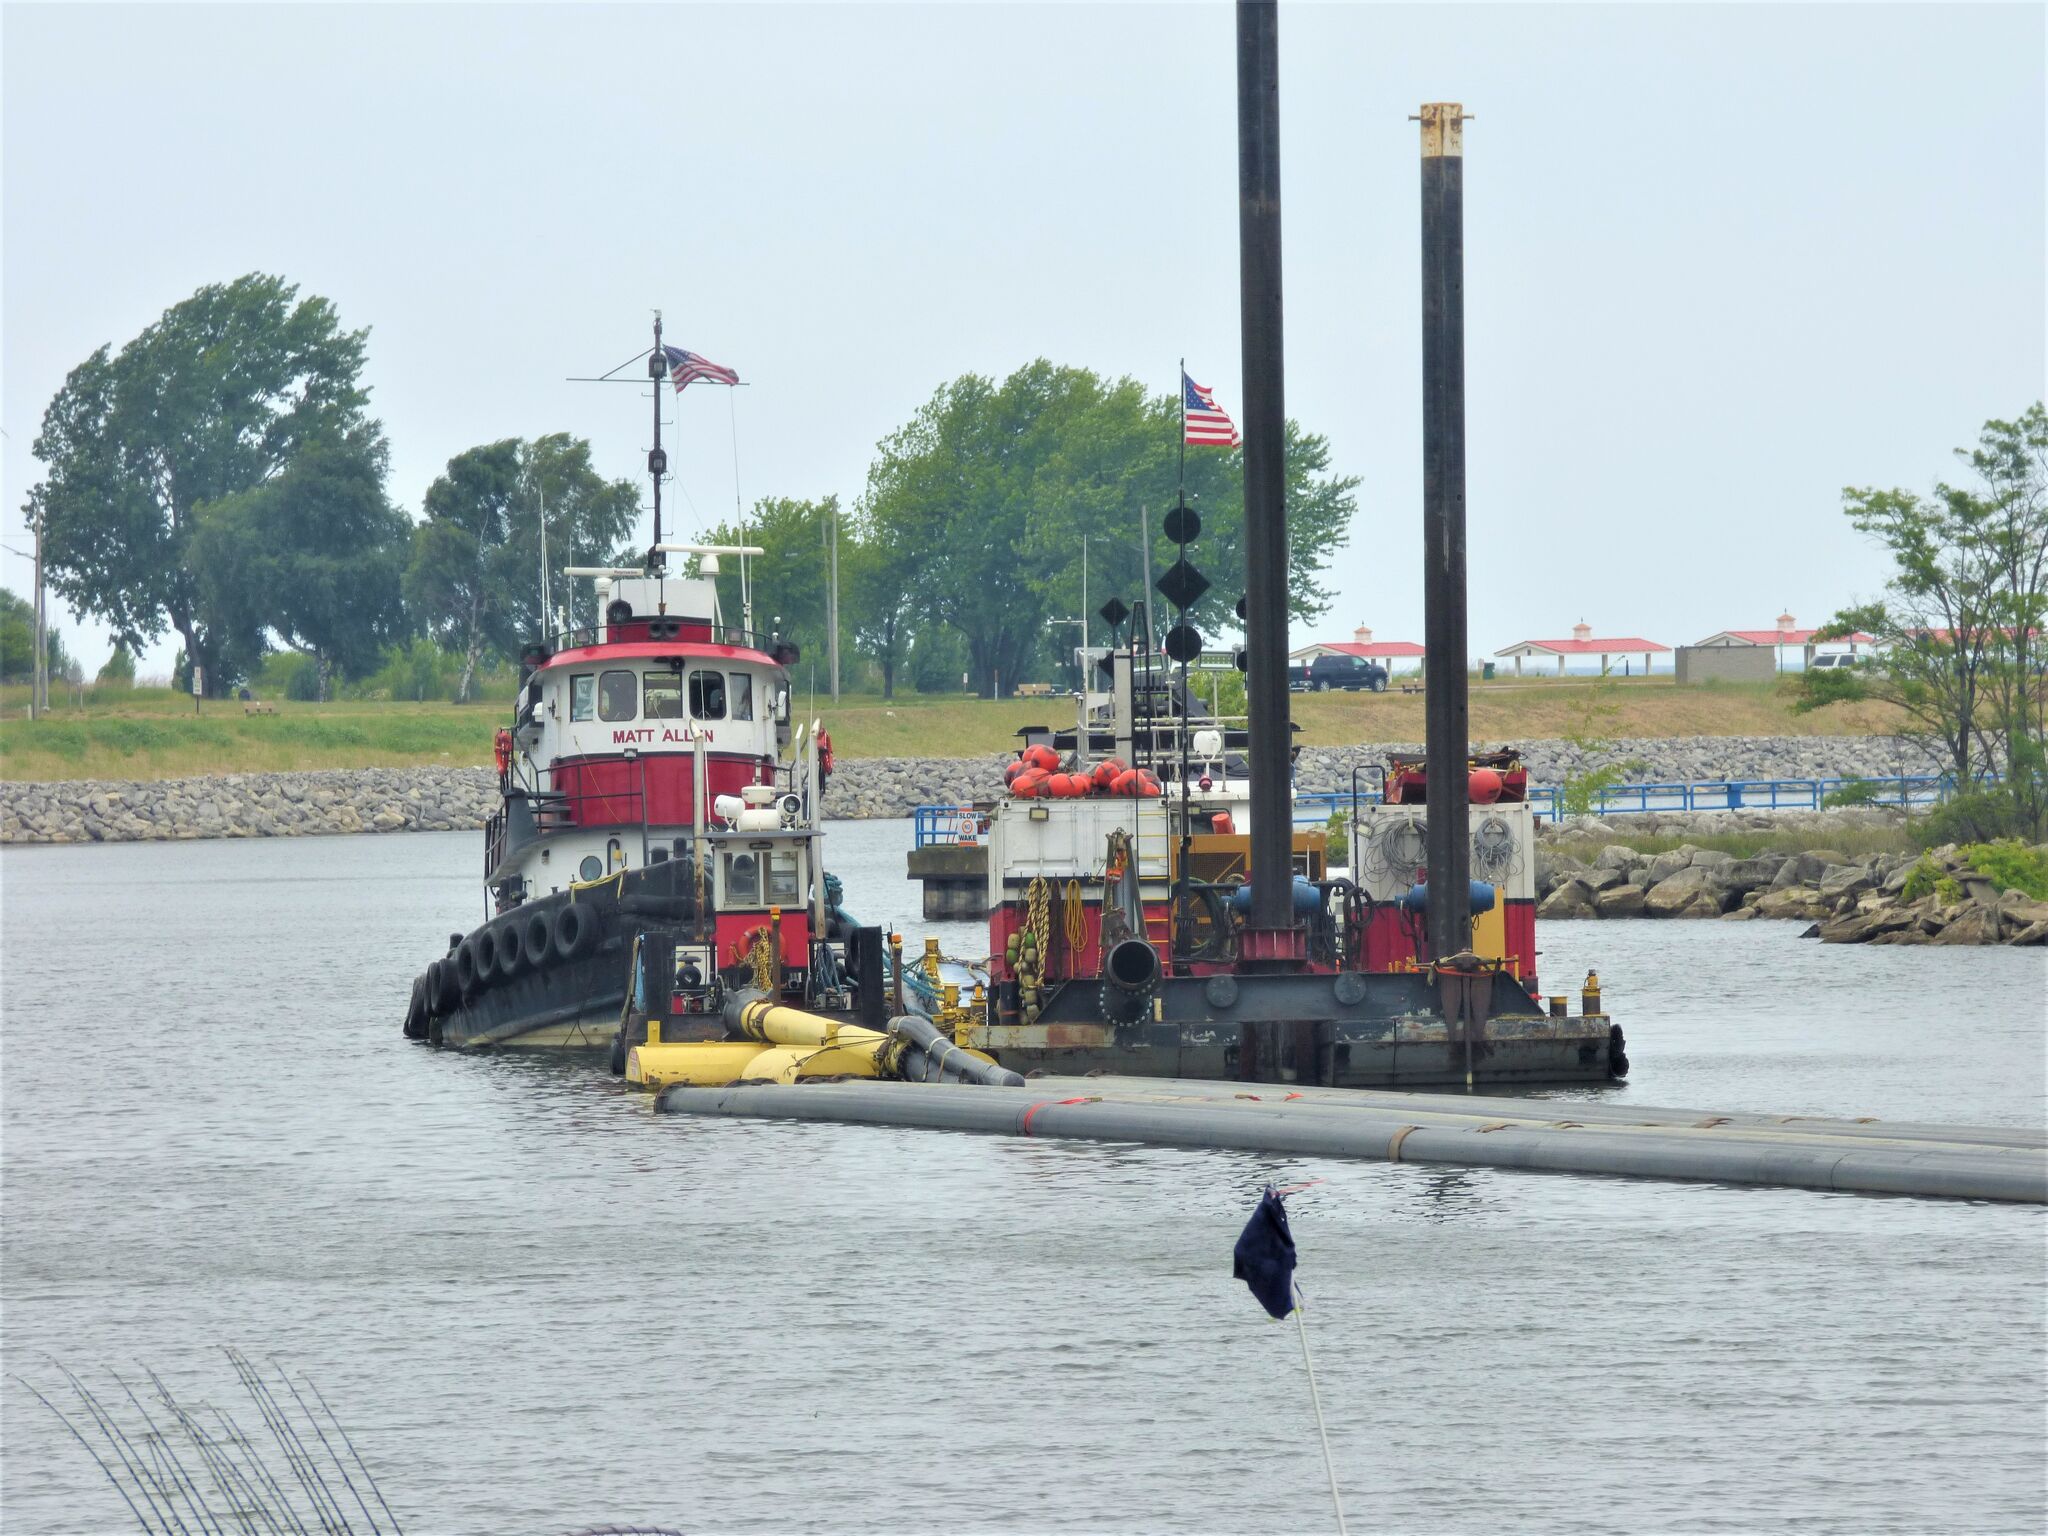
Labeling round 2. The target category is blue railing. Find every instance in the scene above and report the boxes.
[1288,773,1965,827]
[921,774,1965,841]
[914,804,988,848]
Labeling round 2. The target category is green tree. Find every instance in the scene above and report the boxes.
[0,589,70,685]
[25,274,373,695]
[95,645,136,688]
[189,434,410,700]
[702,495,836,660]
[863,362,1357,695]
[405,435,637,700]
[1802,402,2048,837]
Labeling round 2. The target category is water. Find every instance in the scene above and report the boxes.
[3,824,2044,1534]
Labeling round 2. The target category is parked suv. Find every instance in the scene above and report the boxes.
[1305,654,1389,692]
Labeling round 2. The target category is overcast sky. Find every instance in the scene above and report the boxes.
[4,2,2042,679]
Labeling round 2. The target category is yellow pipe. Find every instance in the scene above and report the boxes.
[734,997,888,1051]
[626,1042,768,1087]
[627,1039,888,1088]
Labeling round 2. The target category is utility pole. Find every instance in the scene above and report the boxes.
[826,501,840,700]
[32,503,47,717]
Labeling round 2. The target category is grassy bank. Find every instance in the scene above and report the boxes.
[0,676,1898,784]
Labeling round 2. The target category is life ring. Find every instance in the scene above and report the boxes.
[552,903,599,963]
[523,909,555,967]
[493,727,513,778]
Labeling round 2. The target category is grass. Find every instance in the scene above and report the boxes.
[0,674,1905,785]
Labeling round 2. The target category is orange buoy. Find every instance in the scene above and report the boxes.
[1003,759,1027,786]
[1211,811,1236,834]
[1024,744,1060,773]
[1111,769,1139,796]
[1092,758,1126,790]
[1013,769,1049,798]
[1469,767,1504,804]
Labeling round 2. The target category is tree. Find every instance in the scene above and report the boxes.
[25,274,373,695]
[863,361,1357,695]
[95,645,136,689]
[0,589,70,686]
[1804,402,2048,837]
[189,434,410,700]
[701,496,836,660]
[405,435,638,700]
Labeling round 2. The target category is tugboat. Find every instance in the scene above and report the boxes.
[399,320,866,1052]
[964,636,1627,1087]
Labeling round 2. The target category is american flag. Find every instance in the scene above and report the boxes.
[661,344,740,394]
[1182,371,1240,447]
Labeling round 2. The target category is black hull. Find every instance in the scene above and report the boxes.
[981,970,1623,1088]
[404,859,705,1050]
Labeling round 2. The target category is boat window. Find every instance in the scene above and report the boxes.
[729,672,754,721]
[643,671,684,720]
[570,675,595,722]
[723,849,760,904]
[598,670,636,722]
[766,848,802,905]
[690,669,727,720]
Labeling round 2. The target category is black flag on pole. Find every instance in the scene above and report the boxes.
[1233,1185,1298,1320]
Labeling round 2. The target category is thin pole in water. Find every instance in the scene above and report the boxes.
[1293,1285,1347,1535]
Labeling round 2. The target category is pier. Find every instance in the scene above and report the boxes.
[655,1075,2048,1205]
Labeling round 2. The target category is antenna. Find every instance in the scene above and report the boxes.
[647,310,668,569]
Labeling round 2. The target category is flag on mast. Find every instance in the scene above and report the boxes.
[1182,371,1241,447]
[661,345,741,394]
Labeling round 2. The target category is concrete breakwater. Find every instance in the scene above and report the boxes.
[0,733,1933,846]
[1535,823,2048,947]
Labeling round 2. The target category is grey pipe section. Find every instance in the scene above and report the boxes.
[887,1014,1027,1088]
[652,1079,2045,1204]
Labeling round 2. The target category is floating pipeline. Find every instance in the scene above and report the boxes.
[651,1075,2047,1204]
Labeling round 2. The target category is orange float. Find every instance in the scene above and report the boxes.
[1469,767,1504,804]
[1023,744,1061,773]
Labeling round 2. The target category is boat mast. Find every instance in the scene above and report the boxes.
[648,312,668,570]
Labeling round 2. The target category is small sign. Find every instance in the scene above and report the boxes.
[191,666,205,697]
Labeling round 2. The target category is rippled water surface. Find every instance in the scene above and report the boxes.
[4,824,2044,1534]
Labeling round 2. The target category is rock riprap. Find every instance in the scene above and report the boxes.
[1533,828,2048,948]
[0,732,1950,845]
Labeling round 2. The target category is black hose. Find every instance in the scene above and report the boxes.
[887,1014,1026,1087]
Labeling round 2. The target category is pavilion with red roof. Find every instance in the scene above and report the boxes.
[1291,624,1426,670]
[1494,622,1669,676]
[1691,612,1874,669]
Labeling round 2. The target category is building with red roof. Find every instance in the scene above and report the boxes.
[1691,612,1875,669]
[1291,625,1426,670]
[1494,622,1669,676]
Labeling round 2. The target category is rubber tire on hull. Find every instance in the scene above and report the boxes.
[608,1029,627,1076]
[427,958,459,1014]
[402,976,429,1039]
[496,920,526,979]
[475,927,501,986]
[523,910,554,967]
[454,939,482,998]
[553,904,599,964]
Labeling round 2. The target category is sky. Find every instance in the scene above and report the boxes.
[3,1,2042,680]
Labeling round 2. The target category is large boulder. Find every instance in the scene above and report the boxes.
[1645,847,1698,886]
[1689,849,1735,870]
[1539,879,1597,918]
[1645,866,1734,917]
[1718,855,1786,893]
[1929,905,2002,945]
[1581,865,1625,893]
[1595,844,1645,873]
[1594,883,1647,917]
[1816,863,1875,900]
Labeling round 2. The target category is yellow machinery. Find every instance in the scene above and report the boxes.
[625,993,1010,1090]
